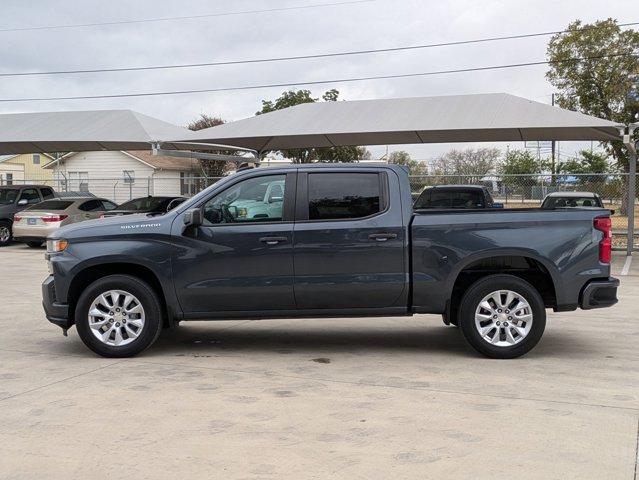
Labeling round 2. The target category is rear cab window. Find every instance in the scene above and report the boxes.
[306,172,383,220]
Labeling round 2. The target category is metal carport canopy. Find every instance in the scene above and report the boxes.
[183,93,625,150]
[0,109,197,155]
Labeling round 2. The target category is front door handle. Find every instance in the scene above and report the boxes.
[368,233,398,242]
[259,236,288,245]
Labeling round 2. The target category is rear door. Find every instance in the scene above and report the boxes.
[78,199,105,220]
[292,169,406,310]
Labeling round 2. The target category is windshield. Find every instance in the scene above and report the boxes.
[117,197,173,211]
[542,196,601,208]
[0,189,19,205]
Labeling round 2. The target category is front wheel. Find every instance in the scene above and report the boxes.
[75,275,163,357]
[458,274,546,359]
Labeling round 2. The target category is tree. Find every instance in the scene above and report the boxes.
[430,148,501,179]
[558,150,613,185]
[500,149,543,192]
[187,114,232,177]
[388,150,428,175]
[256,89,370,163]
[546,19,639,212]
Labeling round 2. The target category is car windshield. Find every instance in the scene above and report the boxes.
[0,189,19,205]
[542,196,600,208]
[25,200,73,211]
[117,197,172,211]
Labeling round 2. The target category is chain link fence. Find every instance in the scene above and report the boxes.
[2,172,637,249]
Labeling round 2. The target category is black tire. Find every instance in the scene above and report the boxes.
[27,241,43,248]
[458,274,546,359]
[75,275,163,358]
[0,221,12,247]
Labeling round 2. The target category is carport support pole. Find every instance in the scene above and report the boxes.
[626,126,637,256]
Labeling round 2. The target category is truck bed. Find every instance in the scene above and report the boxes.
[409,207,611,314]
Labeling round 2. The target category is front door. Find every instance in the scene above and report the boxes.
[293,170,407,310]
[173,172,296,315]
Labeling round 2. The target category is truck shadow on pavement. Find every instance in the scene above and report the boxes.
[140,322,601,360]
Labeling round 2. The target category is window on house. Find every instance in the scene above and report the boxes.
[180,172,197,196]
[123,170,135,184]
[33,154,40,165]
[5,174,13,186]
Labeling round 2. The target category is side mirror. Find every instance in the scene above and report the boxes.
[183,208,203,227]
[167,198,185,212]
[17,199,28,206]
[492,203,504,209]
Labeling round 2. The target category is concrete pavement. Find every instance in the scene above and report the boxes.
[0,244,637,479]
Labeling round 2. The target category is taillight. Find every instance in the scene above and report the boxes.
[13,215,22,222]
[594,216,611,263]
[41,215,68,223]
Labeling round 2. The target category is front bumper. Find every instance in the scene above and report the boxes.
[580,277,619,310]
[42,275,71,330]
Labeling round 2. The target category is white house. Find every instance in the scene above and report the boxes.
[43,150,203,204]
[0,156,25,185]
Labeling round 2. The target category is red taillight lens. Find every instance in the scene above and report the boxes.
[41,215,68,223]
[594,216,612,263]
[13,215,22,222]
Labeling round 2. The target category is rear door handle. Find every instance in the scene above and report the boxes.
[368,233,398,242]
[259,236,288,245]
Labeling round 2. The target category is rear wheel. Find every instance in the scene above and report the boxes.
[75,275,163,358]
[458,274,545,359]
[0,222,12,246]
[27,241,43,248]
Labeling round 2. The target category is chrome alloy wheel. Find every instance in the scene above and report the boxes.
[474,289,533,347]
[88,290,145,346]
[0,226,10,243]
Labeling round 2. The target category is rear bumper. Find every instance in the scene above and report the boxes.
[42,275,71,330]
[580,277,619,310]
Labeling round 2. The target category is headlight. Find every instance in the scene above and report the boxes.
[46,238,68,253]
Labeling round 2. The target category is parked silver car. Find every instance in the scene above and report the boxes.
[13,197,118,247]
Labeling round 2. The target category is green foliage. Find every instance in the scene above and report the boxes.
[256,89,370,163]
[500,149,543,189]
[546,19,639,169]
[558,150,613,184]
[388,150,427,174]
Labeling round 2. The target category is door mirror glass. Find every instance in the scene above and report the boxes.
[17,199,28,206]
[183,208,203,227]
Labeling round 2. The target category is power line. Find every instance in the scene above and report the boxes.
[2,21,638,78]
[0,52,635,103]
[0,0,374,33]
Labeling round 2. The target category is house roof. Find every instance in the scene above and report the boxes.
[43,150,202,172]
[184,93,625,150]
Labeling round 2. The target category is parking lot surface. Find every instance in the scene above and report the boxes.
[0,243,638,479]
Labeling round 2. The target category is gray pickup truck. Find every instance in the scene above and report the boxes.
[43,164,618,359]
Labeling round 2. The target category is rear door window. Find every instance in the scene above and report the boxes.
[101,200,118,211]
[307,173,381,220]
[40,188,55,199]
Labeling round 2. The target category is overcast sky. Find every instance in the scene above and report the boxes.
[0,0,634,160]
